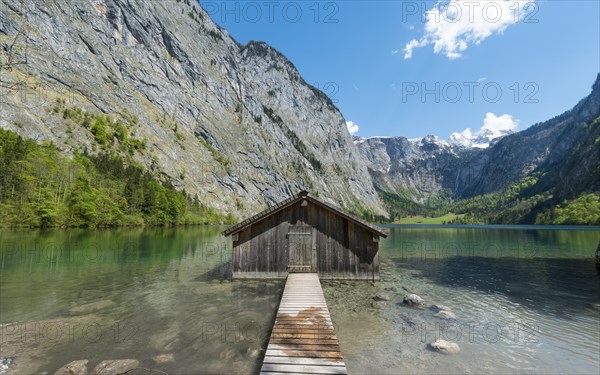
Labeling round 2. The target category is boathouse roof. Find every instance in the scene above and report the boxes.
[222,191,388,237]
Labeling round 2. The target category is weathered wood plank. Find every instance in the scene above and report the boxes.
[260,363,348,374]
[266,345,343,360]
[261,273,347,375]
[263,356,346,366]
[266,347,341,353]
[269,338,340,345]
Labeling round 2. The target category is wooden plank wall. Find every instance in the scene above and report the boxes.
[232,201,380,280]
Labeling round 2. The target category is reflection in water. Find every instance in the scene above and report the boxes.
[326,226,600,375]
[0,227,282,374]
[0,226,599,374]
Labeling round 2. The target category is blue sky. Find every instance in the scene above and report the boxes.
[204,1,600,139]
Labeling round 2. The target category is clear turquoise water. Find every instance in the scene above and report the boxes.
[326,225,600,375]
[0,226,598,374]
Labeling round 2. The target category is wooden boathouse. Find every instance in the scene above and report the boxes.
[222,191,387,281]
[223,191,387,373]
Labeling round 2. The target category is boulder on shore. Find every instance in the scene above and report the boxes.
[429,339,460,354]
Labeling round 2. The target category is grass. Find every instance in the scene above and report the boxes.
[394,213,464,224]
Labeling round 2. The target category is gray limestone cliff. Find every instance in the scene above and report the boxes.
[0,0,385,217]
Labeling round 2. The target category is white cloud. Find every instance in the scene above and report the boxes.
[346,120,360,135]
[403,39,426,59]
[450,112,519,148]
[458,127,473,139]
[481,112,519,134]
[404,0,534,60]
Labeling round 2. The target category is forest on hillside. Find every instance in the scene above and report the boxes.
[0,128,235,228]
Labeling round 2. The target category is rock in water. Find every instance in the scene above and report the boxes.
[69,300,115,315]
[1,357,15,375]
[429,339,460,354]
[54,360,89,375]
[373,293,390,301]
[403,294,424,306]
[430,304,451,312]
[434,310,457,320]
[92,359,139,375]
[246,348,261,359]
[152,353,175,364]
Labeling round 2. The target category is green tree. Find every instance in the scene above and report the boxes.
[67,176,99,227]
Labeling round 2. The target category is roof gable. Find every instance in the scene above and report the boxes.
[222,191,388,237]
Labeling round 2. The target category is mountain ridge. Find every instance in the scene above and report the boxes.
[1,0,597,225]
[0,0,385,218]
[356,73,600,222]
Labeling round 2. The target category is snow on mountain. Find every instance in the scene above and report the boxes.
[449,127,515,148]
[449,113,518,148]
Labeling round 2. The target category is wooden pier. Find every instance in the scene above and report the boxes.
[260,273,348,375]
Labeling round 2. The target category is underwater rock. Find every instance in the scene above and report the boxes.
[92,359,139,375]
[434,310,457,320]
[429,339,460,354]
[403,294,424,306]
[152,353,174,364]
[69,300,115,315]
[1,357,15,375]
[430,304,451,312]
[373,293,390,301]
[246,348,261,359]
[54,360,88,375]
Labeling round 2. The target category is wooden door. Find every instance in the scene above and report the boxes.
[287,225,314,272]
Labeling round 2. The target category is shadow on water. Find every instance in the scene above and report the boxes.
[193,261,232,281]
[391,255,600,316]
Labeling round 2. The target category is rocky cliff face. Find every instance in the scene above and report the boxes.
[455,74,600,198]
[357,74,600,203]
[355,135,466,203]
[0,0,385,216]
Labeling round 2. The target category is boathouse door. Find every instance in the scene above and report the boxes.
[287,225,315,273]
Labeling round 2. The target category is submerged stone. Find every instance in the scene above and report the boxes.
[430,304,451,312]
[429,339,460,354]
[373,293,390,301]
[69,300,115,315]
[92,359,139,375]
[403,294,424,306]
[152,353,175,364]
[434,310,457,320]
[246,348,261,359]
[54,360,88,375]
[1,357,15,375]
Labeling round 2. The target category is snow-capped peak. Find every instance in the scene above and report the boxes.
[421,135,450,147]
[449,127,515,148]
[353,113,516,149]
[449,113,518,148]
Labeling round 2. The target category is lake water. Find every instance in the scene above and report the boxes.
[0,226,599,374]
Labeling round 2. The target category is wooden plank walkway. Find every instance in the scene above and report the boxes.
[260,273,348,375]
